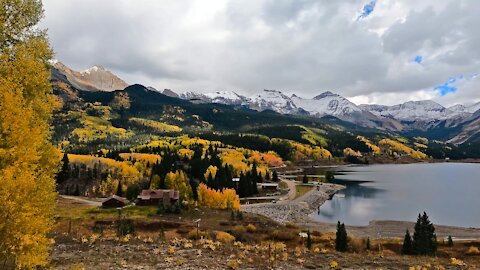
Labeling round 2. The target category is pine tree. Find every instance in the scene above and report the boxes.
[447,235,453,247]
[335,221,348,252]
[366,237,371,250]
[412,212,437,256]
[57,152,70,185]
[401,229,413,255]
[116,181,123,196]
[306,230,312,249]
[0,0,58,266]
[272,170,279,182]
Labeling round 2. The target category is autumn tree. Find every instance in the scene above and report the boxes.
[165,170,193,201]
[0,0,59,267]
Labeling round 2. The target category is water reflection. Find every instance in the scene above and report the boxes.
[311,163,480,227]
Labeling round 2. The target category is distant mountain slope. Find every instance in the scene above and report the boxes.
[359,100,461,122]
[447,109,480,144]
[52,61,128,92]
[49,61,480,147]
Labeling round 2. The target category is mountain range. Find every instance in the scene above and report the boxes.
[51,61,480,145]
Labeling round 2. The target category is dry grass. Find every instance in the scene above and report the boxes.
[466,246,480,255]
[215,231,235,243]
[295,184,314,199]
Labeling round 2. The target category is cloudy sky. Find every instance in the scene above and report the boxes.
[42,0,479,106]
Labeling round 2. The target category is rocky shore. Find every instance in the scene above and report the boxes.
[242,183,345,224]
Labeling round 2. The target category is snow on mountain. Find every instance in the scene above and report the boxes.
[466,102,480,113]
[180,90,249,105]
[291,91,361,117]
[360,100,454,121]
[249,90,299,114]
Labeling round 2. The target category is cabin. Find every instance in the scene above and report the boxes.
[136,189,180,206]
[258,183,279,191]
[102,195,128,208]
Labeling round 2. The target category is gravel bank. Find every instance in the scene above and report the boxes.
[242,183,344,224]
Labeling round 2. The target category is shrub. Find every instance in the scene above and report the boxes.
[246,224,257,233]
[466,246,480,255]
[176,227,191,234]
[226,260,238,269]
[117,219,135,236]
[216,231,235,243]
[270,230,296,241]
[187,229,207,240]
[349,237,365,253]
[285,222,299,229]
[219,220,231,226]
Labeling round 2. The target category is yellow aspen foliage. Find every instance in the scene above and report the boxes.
[378,139,427,159]
[197,184,240,210]
[0,1,58,267]
[220,149,249,174]
[204,165,218,179]
[356,136,381,155]
[97,175,120,196]
[165,170,193,201]
[178,148,194,159]
[343,148,362,157]
[119,153,161,164]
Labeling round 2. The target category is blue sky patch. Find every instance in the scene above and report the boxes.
[434,82,457,96]
[357,0,377,20]
[414,55,423,64]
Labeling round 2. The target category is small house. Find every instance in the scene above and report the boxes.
[258,183,279,191]
[136,189,180,206]
[102,195,128,208]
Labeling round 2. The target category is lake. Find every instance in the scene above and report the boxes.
[310,163,480,228]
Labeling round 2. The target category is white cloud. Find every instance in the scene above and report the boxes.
[41,0,480,106]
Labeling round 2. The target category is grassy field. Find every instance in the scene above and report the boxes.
[51,196,480,269]
[295,184,314,199]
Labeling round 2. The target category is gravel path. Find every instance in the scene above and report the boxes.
[242,183,344,224]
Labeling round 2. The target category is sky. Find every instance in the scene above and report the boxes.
[41,0,480,107]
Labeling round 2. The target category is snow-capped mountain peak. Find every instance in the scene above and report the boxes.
[292,91,361,117]
[249,89,299,114]
[361,100,452,121]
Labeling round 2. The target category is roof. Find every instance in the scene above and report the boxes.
[259,183,279,187]
[102,195,128,204]
[137,189,180,200]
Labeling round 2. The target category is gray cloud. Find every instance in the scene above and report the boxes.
[41,0,480,105]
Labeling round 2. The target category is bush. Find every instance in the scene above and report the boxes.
[219,220,231,226]
[246,224,257,233]
[270,230,296,241]
[176,227,191,235]
[466,246,480,255]
[216,231,236,243]
[349,237,365,253]
[187,229,208,240]
[285,222,299,229]
[117,219,135,236]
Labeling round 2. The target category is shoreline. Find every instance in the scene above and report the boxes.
[242,182,480,240]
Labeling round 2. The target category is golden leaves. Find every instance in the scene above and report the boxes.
[197,184,241,210]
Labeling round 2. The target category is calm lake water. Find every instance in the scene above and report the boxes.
[310,163,480,228]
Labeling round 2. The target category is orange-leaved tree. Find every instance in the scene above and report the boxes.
[197,184,240,210]
[0,0,59,268]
